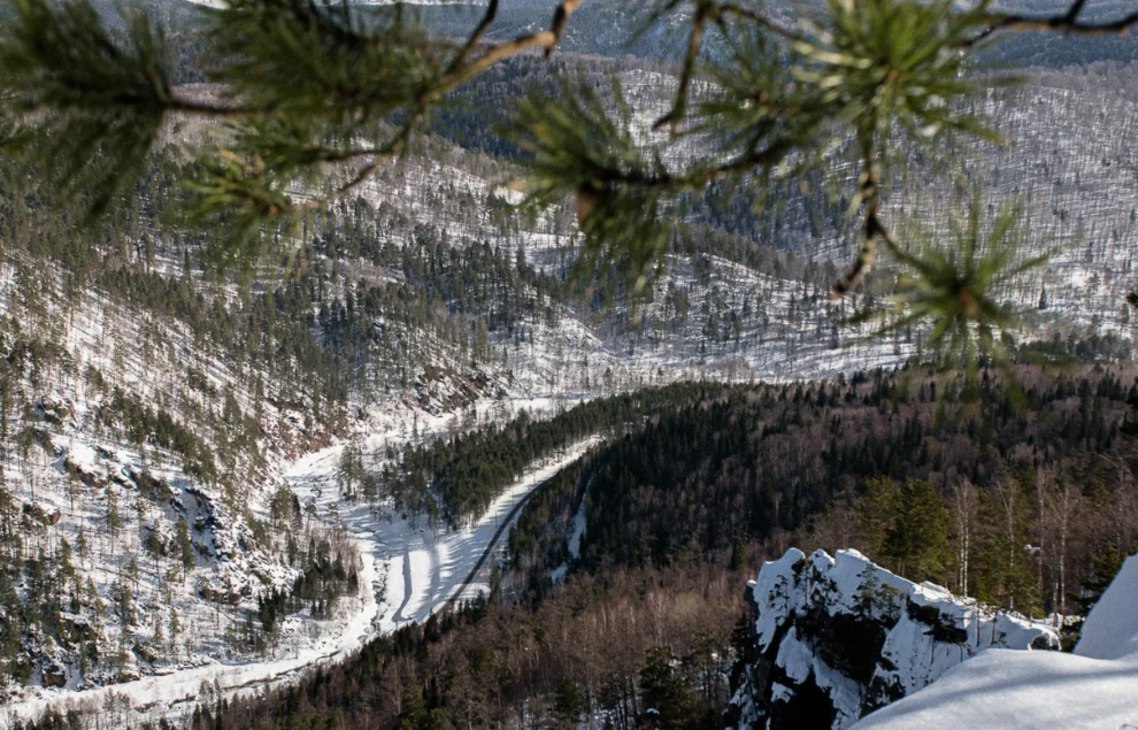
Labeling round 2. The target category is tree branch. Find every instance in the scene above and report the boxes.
[444,0,500,77]
[968,2,1138,47]
[434,0,584,96]
[715,2,803,42]
[167,96,257,119]
[1064,0,1089,24]
[284,0,584,212]
[292,111,423,212]
[654,0,805,133]
[547,0,583,57]
[577,134,796,199]
[655,0,710,134]
[830,134,892,299]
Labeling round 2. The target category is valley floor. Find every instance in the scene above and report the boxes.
[1,400,599,728]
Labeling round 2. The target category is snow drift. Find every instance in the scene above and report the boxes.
[853,552,1138,729]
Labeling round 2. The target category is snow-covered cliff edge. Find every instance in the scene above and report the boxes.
[854,552,1138,729]
[728,548,1058,729]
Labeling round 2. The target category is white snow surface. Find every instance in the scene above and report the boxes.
[1075,553,1138,661]
[2,406,600,726]
[549,491,587,584]
[748,548,1058,728]
[775,629,813,684]
[854,553,1138,730]
[566,499,587,560]
[288,434,601,635]
[852,650,1138,730]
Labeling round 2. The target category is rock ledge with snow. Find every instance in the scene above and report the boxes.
[727,548,1058,729]
[853,552,1138,730]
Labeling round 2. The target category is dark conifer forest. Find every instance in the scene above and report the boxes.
[25,363,1125,730]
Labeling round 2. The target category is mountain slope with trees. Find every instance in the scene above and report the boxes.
[3,0,1138,724]
[84,360,1138,730]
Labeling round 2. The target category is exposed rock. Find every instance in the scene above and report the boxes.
[19,501,61,529]
[727,548,1058,730]
[855,553,1138,729]
[40,659,67,689]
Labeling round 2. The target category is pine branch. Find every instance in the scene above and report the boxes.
[274,0,587,214]
[844,194,1044,382]
[166,96,257,119]
[292,113,423,212]
[444,0,501,76]
[0,0,178,218]
[0,0,1121,293]
[432,0,585,97]
[831,133,891,299]
[968,1,1138,47]
[548,0,583,56]
[715,2,803,42]
[654,0,712,134]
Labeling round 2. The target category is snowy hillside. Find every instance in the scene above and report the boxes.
[4,70,1137,718]
[0,205,533,710]
[361,68,1138,381]
[854,553,1138,730]
[0,251,370,704]
[4,7,1138,724]
[2,417,599,726]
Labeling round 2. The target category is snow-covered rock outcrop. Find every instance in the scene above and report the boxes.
[853,552,1138,729]
[727,548,1058,730]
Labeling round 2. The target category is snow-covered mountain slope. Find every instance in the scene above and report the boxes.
[854,552,1138,730]
[157,66,1138,405]
[0,254,370,702]
[0,222,533,703]
[1,421,598,726]
[361,68,1138,378]
[728,548,1058,730]
[3,32,1138,726]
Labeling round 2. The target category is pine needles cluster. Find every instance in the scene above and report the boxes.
[851,196,1051,389]
[1,0,176,218]
[1,0,1136,358]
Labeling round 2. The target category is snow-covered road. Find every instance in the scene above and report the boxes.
[2,429,599,728]
[287,435,601,635]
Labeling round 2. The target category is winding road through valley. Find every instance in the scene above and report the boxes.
[2,434,600,728]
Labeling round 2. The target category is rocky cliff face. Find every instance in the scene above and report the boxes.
[727,548,1059,730]
[853,552,1138,729]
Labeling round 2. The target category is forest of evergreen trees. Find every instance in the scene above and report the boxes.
[511,365,1138,618]
[38,362,1129,730]
[379,382,740,526]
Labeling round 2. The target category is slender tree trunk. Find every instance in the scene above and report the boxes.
[952,479,975,594]
[1058,523,1068,620]
[1036,469,1048,605]
[994,479,1019,611]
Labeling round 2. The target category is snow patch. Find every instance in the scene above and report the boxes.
[1074,553,1138,661]
[854,552,1138,729]
[735,548,1057,729]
